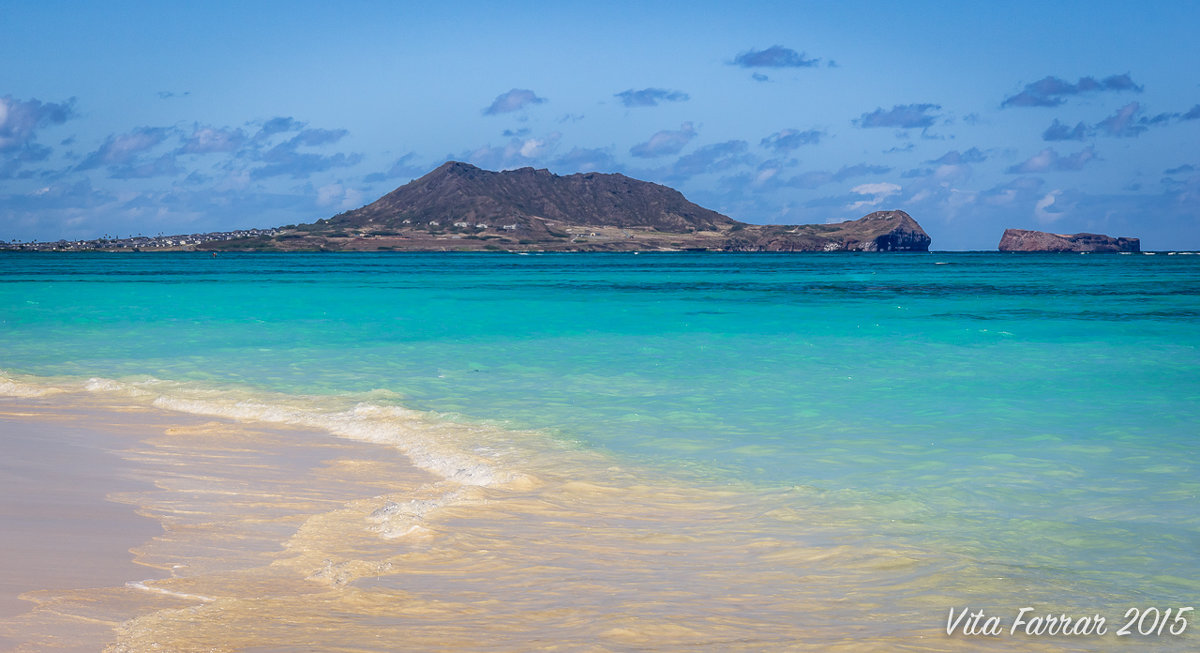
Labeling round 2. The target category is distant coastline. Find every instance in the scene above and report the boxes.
[1,228,279,253]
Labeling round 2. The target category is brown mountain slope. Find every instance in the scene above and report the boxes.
[334,161,736,233]
[208,162,931,252]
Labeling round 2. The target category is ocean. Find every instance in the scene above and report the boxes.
[1,251,1197,651]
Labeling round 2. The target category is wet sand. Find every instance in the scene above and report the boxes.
[0,401,174,652]
[0,409,162,620]
[0,395,436,651]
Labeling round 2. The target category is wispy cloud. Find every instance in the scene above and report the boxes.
[784,163,892,189]
[664,140,752,180]
[629,122,696,158]
[363,153,426,184]
[1001,74,1141,108]
[848,182,901,211]
[731,45,820,68]
[253,116,305,140]
[78,127,173,171]
[483,89,546,115]
[554,147,619,173]
[929,148,987,165]
[462,132,563,170]
[109,153,184,179]
[315,182,364,211]
[1006,146,1097,173]
[855,104,941,129]
[177,125,247,154]
[1034,189,1068,223]
[251,128,360,179]
[1042,119,1089,141]
[760,128,823,153]
[614,88,689,108]
[288,128,348,147]
[250,153,362,180]
[1042,101,1181,141]
[1096,102,1149,138]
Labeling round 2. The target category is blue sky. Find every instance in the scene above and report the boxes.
[3,1,1199,249]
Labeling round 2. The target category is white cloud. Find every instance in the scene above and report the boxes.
[179,126,246,154]
[519,133,561,158]
[1034,189,1064,223]
[629,122,696,158]
[754,168,778,185]
[1007,147,1096,173]
[0,95,75,151]
[464,132,561,170]
[483,89,546,115]
[317,183,343,206]
[848,182,901,211]
[316,183,365,211]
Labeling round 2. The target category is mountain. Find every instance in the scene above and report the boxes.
[998,229,1140,253]
[333,161,736,232]
[208,162,931,252]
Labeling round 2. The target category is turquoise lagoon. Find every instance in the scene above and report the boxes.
[1,251,1197,648]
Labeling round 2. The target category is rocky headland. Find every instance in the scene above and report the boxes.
[998,229,1140,253]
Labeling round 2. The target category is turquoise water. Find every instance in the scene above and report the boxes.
[2,251,1198,640]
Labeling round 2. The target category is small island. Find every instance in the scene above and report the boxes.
[208,162,931,252]
[998,229,1140,253]
[3,162,932,253]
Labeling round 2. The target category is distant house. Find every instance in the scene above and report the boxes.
[453,221,468,228]
[429,221,439,226]
[502,224,517,231]
[475,223,487,229]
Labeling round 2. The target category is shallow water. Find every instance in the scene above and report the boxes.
[1,251,1197,650]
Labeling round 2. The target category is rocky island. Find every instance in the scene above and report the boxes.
[3,162,932,253]
[998,229,1140,253]
[205,162,930,252]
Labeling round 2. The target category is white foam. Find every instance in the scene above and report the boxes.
[148,393,513,488]
[125,580,214,603]
[1,371,157,399]
[0,375,67,397]
[368,483,471,539]
[2,371,536,500]
[84,377,128,392]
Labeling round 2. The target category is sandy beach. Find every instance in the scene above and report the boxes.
[0,411,154,613]
[0,402,166,650]
[0,394,437,651]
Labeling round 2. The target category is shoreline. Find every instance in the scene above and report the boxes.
[0,386,912,651]
[1,375,1191,651]
[0,393,439,651]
